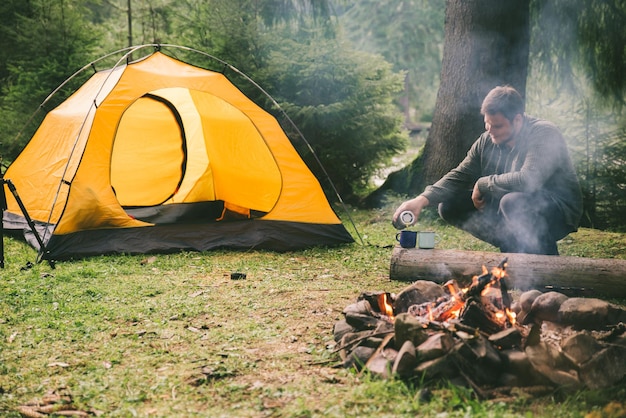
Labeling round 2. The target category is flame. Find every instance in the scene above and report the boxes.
[378,260,513,332]
[472,265,489,287]
[506,308,516,325]
[445,281,459,295]
[378,293,394,320]
[491,307,516,327]
[419,261,514,328]
[491,263,507,280]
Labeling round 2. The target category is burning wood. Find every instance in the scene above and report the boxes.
[333,260,626,398]
[387,257,514,329]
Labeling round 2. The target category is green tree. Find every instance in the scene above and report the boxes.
[0,0,100,160]
[531,0,626,106]
[338,0,445,125]
[261,36,407,200]
[0,1,32,84]
[88,0,176,50]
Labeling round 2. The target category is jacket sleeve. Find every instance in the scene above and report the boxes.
[421,137,484,204]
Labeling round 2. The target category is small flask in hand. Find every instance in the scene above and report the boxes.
[393,210,415,229]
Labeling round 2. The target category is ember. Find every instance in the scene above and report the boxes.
[333,260,626,398]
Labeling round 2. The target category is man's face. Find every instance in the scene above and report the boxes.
[484,112,521,147]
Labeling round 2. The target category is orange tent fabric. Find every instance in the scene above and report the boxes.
[3,51,353,260]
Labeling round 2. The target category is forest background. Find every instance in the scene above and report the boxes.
[1,0,625,230]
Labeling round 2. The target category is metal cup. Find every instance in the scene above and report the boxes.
[396,230,418,248]
[418,231,439,249]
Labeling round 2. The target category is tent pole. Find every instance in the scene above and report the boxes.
[0,177,6,268]
[2,179,52,267]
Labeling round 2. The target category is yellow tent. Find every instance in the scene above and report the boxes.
[3,48,353,260]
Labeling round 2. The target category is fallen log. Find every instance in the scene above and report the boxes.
[389,247,626,298]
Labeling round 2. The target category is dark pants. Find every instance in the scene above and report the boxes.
[438,191,572,255]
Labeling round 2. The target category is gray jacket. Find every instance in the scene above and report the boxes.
[421,116,583,231]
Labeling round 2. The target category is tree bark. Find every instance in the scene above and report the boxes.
[365,0,530,206]
[421,0,531,186]
[389,247,626,298]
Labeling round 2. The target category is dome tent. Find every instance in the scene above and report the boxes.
[2,44,354,261]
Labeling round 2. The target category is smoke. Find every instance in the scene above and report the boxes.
[448,193,557,255]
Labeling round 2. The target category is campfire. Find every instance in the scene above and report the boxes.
[333,259,626,398]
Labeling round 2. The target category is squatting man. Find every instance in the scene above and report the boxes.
[393,85,583,255]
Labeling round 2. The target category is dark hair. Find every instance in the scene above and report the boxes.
[480,85,524,122]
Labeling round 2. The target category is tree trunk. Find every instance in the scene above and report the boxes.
[365,0,530,206]
[421,0,531,187]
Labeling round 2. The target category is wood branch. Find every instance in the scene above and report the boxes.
[389,247,626,298]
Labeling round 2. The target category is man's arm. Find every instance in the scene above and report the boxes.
[421,136,486,203]
[393,135,487,224]
[475,121,565,199]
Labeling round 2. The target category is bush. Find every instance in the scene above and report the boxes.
[256,36,408,202]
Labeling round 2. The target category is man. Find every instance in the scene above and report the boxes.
[393,85,583,255]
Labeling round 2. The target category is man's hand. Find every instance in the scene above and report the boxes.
[472,183,486,210]
[393,195,430,225]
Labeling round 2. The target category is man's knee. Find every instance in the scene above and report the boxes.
[438,194,475,224]
[438,201,454,222]
[498,192,528,216]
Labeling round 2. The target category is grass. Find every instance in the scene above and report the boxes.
[0,205,625,417]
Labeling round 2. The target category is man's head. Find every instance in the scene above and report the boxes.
[481,85,524,147]
[481,85,524,121]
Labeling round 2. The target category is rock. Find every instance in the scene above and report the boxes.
[542,369,581,389]
[499,349,546,386]
[526,291,568,324]
[333,320,353,343]
[516,309,530,324]
[525,340,573,370]
[416,332,455,362]
[382,347,398,364]
[558,298,610,330]
[515,289,543,324]
[393,313,430,349]
[455,335,503,384]
[343,300,374,315]
[608,303,626,324]
[365,351,393,378]
[343,346,376,370]
[500,349,529,374]
[356,291,389,313]
[415,352,459,380]
[525,342,581,390]
[579,345,626,389]
[361,337,387,348]
[393,281,446,314]
[511,300,521,315]
[608,304,626,324]
[344,312,382,330]
[519,289,543,312]
[498,372,524,387]
[392,340,418,377]
[560,332,602,365]
[337,328,392,365]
